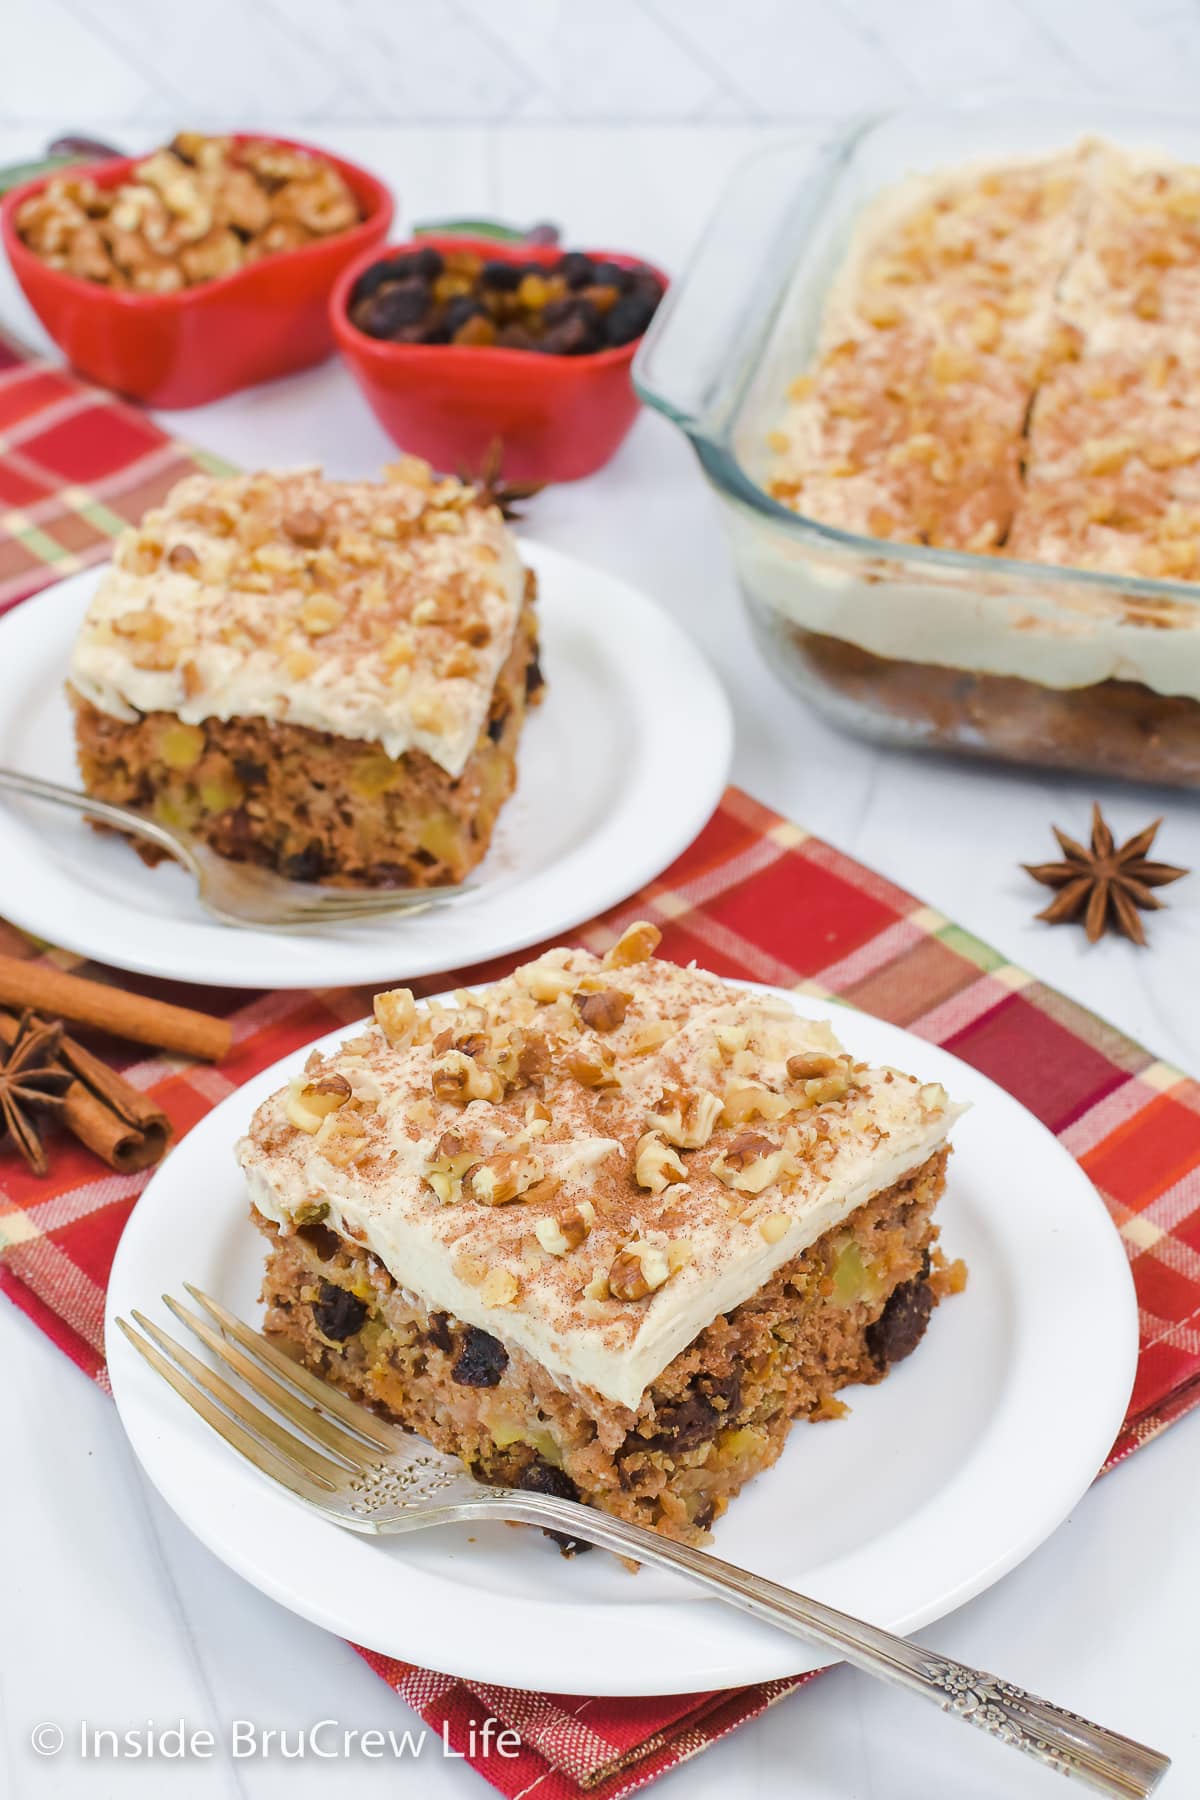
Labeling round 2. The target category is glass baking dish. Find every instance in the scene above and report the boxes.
[634,99,1200,787]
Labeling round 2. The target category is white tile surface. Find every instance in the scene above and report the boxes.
[2,106,1200,1800]
[4,0,1200,124]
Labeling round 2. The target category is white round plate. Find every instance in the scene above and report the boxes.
[106,985,1137,1696]
[0,543,730,989]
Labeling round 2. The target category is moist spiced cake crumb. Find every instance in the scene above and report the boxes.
[68,459,541,887]
[238,927,966,1547]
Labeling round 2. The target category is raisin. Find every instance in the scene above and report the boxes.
[604,293,657,347]
[693,1499,716,1532]
[482,259,523,292]
[427,1311,454,1354]
[540,312,598,356]
[487,708,508,744]
[866,1279,934,1369]
[517,1462,591,1555]
[297,1221,342,1262]
[443,294,487,335]
[558,250,595,289]
[525,652,545,700]
[698,1370,741,1415]
[518,1460,578,1502]
[627,266,663,305]
[232,757,267,787]
[283,842,326,883]
[412,246,444,281]
[353,279,430,338]
[350,258,401,305]
[451,1326,508,1387]
[360,248,441,290]
[640,1371,740,1455]
[312,1281,367,1341]
[591,259,633,292]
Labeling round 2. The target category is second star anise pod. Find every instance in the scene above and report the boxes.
[458,436,545,521]
[1023,804,1189,946]
[0,1009,71,1175]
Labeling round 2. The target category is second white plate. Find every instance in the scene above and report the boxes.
[106,986,1137,1696]
[0,541,731,988]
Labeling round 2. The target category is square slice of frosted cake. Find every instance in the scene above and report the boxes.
[68,459,542,887]
[238,925,965,1546]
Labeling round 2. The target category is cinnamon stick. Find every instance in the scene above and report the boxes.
[0,1010,171,1174]
[0,955,230,1062]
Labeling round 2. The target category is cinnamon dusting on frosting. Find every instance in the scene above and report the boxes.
[68,459,526,777]
[237,930,961,1408]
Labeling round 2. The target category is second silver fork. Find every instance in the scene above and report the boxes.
[119,1289,1170,1800]
[0,767,469,930]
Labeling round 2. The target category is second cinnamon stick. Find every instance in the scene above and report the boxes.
[0,954,231,1062]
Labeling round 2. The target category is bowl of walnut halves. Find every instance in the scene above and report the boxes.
[2,131,394,408]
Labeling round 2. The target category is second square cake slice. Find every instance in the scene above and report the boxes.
[68,458,541,886]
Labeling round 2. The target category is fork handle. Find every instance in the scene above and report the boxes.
[0,766,190,870]
[495,1496,1168,1797]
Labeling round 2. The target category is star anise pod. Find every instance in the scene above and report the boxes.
[0,1010,71,1175]
[1023,805,1189,945]
[458,437,545,520]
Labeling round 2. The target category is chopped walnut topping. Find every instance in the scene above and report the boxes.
[452,1249,489,1287]
[646,1087,723,1150]
[463,1151,544,1206]
[300,594,345,636]
[282,506,324,546]
[604,920,662,966]
[316,1109,370,1168]
[374,988,416,1046]
[720,1082,793,1125]
[517,957,577,1003]
[431,1050,504,1106]
[480,1266,520,1307]
[786,1050,838,1082]
[566,1045,620,1088]
[573,988,629,1032]
[712,1132,790,1195]
[534,1210,589,1255]
[758,1212,791,1245]
[633,1129,686,1194]
[608,1240,672,1301]
[285,1072,353,1133]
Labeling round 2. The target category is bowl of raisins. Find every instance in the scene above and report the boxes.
[331,235,667,481]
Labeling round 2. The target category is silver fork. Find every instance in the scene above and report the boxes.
[118,1289,1169,1799]
[0,768,470,930]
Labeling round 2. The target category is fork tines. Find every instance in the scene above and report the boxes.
[117,1285,414,1508]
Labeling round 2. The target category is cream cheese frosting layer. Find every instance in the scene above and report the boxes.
[68,462,527,779]
[762,137,1200,699]
[236,938,962,1412]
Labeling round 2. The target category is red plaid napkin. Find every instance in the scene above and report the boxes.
[3,792,1199,1796]
[0,326,229,612]
[1,333,1198,1798]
